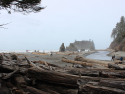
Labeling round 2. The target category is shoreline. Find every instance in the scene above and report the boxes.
[107,51,125,57]
[15,50,97,67]
[82,51,98,57]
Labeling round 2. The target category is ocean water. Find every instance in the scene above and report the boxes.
[0,50,59,53]
[86,51,112,61]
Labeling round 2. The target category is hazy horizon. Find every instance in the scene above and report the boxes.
[0,0,125,50]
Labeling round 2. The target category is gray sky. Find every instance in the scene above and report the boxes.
[0,0,125,50]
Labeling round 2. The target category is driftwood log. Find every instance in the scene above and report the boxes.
[33,60,62,68]
[79,84,125,94]
[68,68,125,78]
[25,57,43,70]
[62,59,93,67]
[77,79,125,94]
[21,85,50,94]
[27,68,125,87]
[108,63,125,70]
[99,79,125,90]
[28,67,79,87]
[27,68,107,87]
[74,56,111,67]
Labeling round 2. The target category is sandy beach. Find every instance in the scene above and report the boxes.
[16,51,97,67]
[108,51,125,57]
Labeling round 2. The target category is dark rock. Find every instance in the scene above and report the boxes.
[59,43,65,52]
[66,40,95,51]
[66,43,78,51]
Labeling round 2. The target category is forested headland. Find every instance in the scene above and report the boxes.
[109,16,125,51]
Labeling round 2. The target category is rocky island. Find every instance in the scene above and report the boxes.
[66,40,95,51]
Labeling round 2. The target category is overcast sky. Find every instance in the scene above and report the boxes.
[0,0,125,50]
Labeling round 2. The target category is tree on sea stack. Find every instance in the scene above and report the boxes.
[59,43,65,52]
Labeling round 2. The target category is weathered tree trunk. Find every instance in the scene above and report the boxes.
[77,79,125,94]
[62,59,93,67]
[108,63,125,70]
[27,68,79,87]
[99,79,125,90]
[68,69,125,78]
[27,68,103,87]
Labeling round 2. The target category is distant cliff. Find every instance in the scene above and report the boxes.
[66,40,95,51]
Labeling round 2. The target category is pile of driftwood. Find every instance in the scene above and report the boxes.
[1,53,125,94]
[0,53,78,94]
[62,56,125,94]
